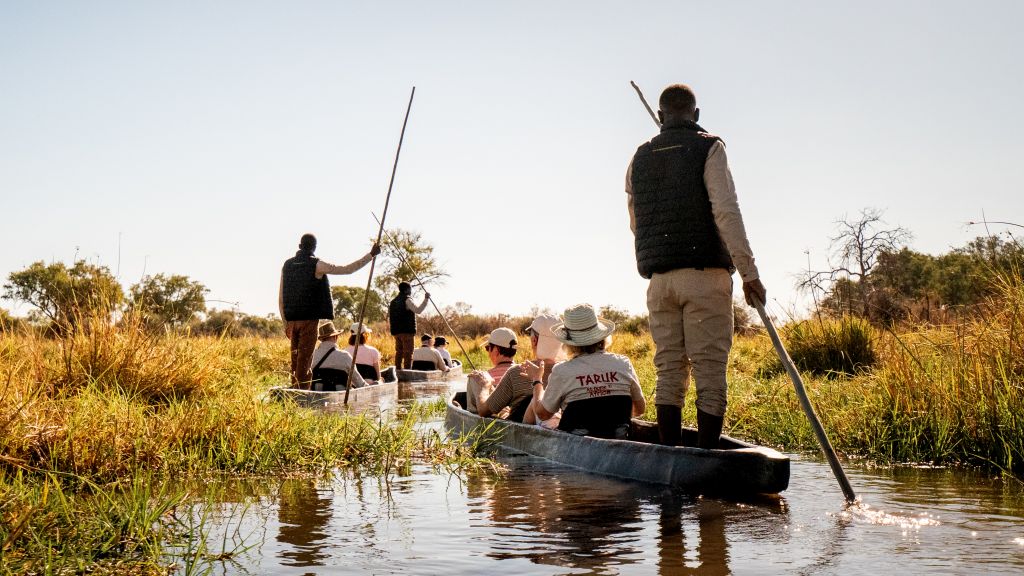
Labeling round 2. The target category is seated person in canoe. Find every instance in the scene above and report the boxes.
[433,336,453,368]
[344,322,381,382]
[476,314,565,423]
[465,327,518,415]
[310,321,366,391]
[520,313,565,429]
[525,304,646,439]
[410,333,449,371]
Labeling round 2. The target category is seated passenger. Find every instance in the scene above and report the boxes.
[344,322,381,381]
[411,333,448,371]
[525,304,646,439]
[479,314,562,423]
[310,321,366,391]
[433,336,453,368]
[465,327,518,414]
[520,314,566,428]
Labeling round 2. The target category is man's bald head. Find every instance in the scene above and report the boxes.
[658,84,699,124]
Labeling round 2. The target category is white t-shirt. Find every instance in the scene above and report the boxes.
[411,346,447,370]
[437,347,453,367]
[541,352,643,415]
[344,344,381,367]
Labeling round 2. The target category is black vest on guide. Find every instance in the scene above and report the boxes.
[281,250,333,321]
[388,294,416,335]
[630,121,734,279]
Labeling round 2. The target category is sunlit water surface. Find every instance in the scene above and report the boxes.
[183,432,1024,575]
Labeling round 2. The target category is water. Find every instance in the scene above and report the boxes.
[183,449,1024,575]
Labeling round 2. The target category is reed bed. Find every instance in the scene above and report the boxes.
[0,316,487,574]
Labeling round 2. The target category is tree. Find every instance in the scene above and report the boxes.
[128,274,208,328]
[3,260,124,329]
[331,285,386,324]
[799,208,911,317]
[373,228,448,299]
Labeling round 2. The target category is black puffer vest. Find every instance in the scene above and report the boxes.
[388,294,416,335]
[630,121,734,279]
[281,250,333,321]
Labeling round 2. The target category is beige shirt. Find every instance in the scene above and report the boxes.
[625,140,759,282]
[411,345,447,371]
[278,250,374,320]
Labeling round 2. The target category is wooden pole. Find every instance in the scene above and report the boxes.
[345,87,415,405]
[754,300,857,503]
[372,213,477,371]
[630,81,857,503]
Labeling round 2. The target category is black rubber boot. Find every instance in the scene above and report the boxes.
[657,404,682,447]
[696,409,724,450]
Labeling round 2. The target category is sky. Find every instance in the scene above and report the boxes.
[2,1,1023,321]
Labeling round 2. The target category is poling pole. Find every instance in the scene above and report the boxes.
[345,87,415,405]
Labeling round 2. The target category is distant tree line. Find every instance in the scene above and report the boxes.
[800,209,1023,325]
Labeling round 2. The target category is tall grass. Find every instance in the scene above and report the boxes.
[0,313,487,573]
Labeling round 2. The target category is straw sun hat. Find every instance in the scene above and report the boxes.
[550,304,615,347]
[318,320,343,340]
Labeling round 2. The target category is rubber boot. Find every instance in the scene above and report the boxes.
[696,409,724,450]
[657,404,682,447]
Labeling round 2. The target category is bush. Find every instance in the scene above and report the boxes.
[783,316,877,377]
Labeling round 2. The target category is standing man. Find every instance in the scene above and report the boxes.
[388,281,429,370]
[626,84,767,449]
[279,233,380,389]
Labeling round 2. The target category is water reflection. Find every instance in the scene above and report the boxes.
[275,479,334,569]
[463,456,786,575]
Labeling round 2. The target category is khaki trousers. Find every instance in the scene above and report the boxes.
[647,268,733,417]
[394,333,415,370]
[287,319,320,389]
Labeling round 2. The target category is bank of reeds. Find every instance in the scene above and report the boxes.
[0,314,486,574]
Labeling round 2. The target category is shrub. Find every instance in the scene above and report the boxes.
[783,316,877,376]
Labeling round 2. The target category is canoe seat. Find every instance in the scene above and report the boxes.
[411,360,438,371]
[311,368,348,392]
[356,363,379,381]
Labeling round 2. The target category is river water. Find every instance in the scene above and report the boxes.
[183,431,1024,575]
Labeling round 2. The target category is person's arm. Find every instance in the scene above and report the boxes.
[625,159,636,235]
[315,243,380,278]
[279,273,291,337]
[704,141,759,282]
[350,361,367,388]
[532,381,555,421]
[406,293,430,314]
[626,364,647,416]
[433,350,448,372]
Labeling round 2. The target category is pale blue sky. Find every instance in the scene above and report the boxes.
[2,1,1022,320]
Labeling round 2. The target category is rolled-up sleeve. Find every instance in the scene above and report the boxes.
[704,141,759,282]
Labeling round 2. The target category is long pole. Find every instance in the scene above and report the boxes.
[345,87,415,405]
[630,81,857,503]
[372,212,476,371]
[754,301,857,503]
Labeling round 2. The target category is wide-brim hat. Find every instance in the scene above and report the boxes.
[550,304,615,347]
[349,322,372,334]
[318,320,343,340]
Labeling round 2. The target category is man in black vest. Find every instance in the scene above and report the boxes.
[626,84,767,449]
[388,281,429,370]
[279,233,380,388]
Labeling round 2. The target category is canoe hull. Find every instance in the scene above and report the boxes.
[270,381,398,415]
[445,398,789,496]
[397,361,466,399]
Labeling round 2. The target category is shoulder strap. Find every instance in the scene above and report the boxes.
[313,347,337,371]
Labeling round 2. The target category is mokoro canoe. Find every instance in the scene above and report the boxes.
[397,359,466,399]
[445,393,790,496]
[269,378,399,415]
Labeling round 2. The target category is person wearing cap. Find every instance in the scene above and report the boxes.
[344,322,381,381]
[411,333,447,371]
[465,327,518,415]
[280,233,380,389]
[626,83,767,448]
[523,304,646,439]
[388,281,430,370]
[433,336,452,368]
[310,320,367,391]
[479,315,563,423]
